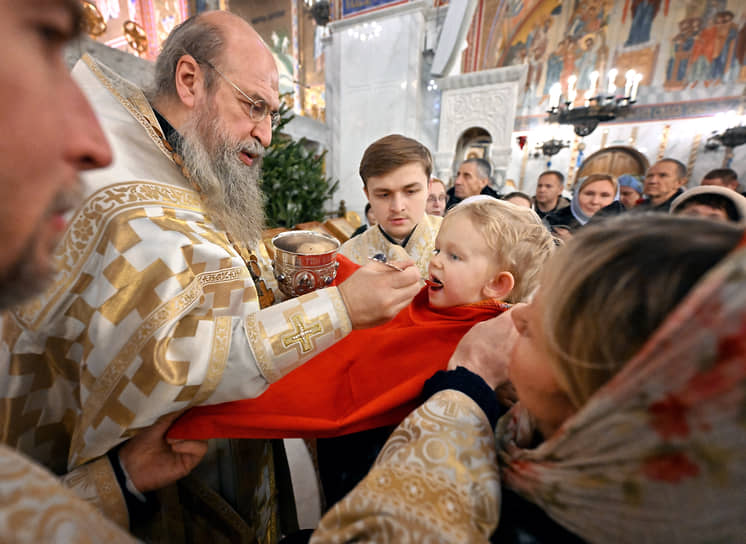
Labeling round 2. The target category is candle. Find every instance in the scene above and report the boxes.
[568,87,577,108]
[630,73,643,101]
[549,82,562,109]
[567,74,577,95]
[607,68,618,96]
[584,90,592,107]
[624,70,636,98]
[588,71,599,97]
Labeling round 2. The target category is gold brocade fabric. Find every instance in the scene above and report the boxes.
[339,214,443,278]
[0,56,351,539]
[0,444,137,543]
[311,390,499,543]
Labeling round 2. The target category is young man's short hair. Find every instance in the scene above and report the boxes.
[538,170,565,186]
[658,158,687,180]
[702,168,738,185]
[447,198,554,303]
[359,134,433,187]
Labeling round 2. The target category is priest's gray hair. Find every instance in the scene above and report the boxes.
[146,15,224,102]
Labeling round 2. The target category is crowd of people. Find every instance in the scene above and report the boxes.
[0,2,743,543]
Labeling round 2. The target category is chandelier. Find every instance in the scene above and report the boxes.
[303,0,331,26]
[535,138,569,157]
[547,69,641,137]
[705,122,746,151]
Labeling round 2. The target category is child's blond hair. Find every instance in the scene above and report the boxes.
[446,198,554,303]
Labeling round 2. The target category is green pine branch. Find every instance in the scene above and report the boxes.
[260,96,339,228]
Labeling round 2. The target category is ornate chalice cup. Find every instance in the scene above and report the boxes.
[271,231,341,298]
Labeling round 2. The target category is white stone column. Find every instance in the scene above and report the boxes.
[436,65,526,189]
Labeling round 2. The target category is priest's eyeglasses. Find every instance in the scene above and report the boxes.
[200,59,280,130]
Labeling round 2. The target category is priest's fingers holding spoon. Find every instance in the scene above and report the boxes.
[338,258,420,329]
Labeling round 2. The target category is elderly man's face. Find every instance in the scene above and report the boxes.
[453,162,488,199]
[176,27,280,245]
[644,161,684,204]
[201,41,280,153]
[0,0,111,307]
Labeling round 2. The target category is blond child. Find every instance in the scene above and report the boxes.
[171,196,555,506]
[173,197,554,436]
[427,196,552,308]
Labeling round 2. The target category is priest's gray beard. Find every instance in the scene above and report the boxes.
[177,101,266,246]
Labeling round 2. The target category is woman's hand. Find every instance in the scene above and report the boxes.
[447,307,522,390]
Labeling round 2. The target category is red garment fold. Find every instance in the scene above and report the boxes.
[168,255,507,440]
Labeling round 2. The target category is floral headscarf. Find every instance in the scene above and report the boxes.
[496,236,746,543]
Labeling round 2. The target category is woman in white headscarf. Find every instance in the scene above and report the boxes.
[544,173,618,240]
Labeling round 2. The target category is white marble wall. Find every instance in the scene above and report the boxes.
[324,1,431,217]
[435,65,526,186]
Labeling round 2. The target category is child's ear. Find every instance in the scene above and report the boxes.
[482,271,515,300]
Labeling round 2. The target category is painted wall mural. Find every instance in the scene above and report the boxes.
[466,0,746,125]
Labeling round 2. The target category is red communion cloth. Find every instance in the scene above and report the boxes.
[168,255,507,440]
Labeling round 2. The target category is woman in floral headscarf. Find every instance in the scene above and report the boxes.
[310,215,746,544]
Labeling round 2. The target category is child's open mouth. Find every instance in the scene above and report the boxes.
[428,276,444,290]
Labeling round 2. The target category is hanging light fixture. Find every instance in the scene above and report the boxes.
[304,0,331,26]
[80,0,107,37]
[123,20,148,54]
[546,68,640,137]
[704,111,746,151]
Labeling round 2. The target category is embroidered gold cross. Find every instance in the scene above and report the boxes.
[280,314,324,354]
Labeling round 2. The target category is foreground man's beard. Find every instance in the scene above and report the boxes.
[0,241,49,310]
[0,187,82,310]
[177,104,266,246]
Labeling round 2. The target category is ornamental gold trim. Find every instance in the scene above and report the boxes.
[82,55,172,161]
[90,457,129,528]
[245,314,274,382]
[15,181,204,329]
[69,266,244,466]
[191,315,232,406]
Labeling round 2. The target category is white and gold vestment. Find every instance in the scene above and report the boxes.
[339,214,442,278]
[0,56,351,537]
[0,444,137,543]
[311,390,499,543]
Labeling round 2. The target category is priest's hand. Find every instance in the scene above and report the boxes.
[447,307,521,390]
[119,411,208,493]
[338,259,420,329]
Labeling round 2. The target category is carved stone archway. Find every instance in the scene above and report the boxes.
[435,65,526,189]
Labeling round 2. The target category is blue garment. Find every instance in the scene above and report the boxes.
[625,1,656,46]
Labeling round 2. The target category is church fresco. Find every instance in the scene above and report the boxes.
[469,0,746,119]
